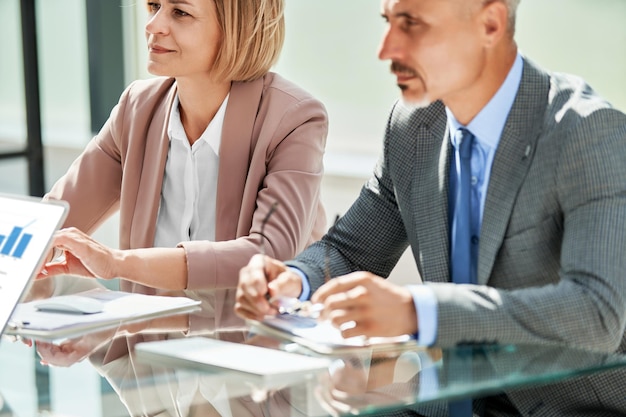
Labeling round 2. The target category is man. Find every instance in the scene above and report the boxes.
[236,0,626,415]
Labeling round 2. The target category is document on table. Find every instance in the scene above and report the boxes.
[135,337,331,387]
[248,314,419,355]
[6,288,201,341]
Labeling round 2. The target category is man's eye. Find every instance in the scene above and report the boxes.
[400,18,422,32]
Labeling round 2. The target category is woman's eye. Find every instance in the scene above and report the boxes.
[174,9,190,17]
[146,2,160,13]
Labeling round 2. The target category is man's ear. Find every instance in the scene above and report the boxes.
[480,1,509,47]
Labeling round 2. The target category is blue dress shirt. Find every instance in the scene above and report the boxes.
[409,53,523,345]
[297,53,523,346]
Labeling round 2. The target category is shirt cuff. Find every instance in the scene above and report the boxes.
[289,267,311,301]
[406,284,438,346]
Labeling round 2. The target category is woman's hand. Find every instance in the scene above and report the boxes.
[38,227,120,280]
[35,327,117,367]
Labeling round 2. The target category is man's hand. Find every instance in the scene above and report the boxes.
[235,254,303,321]
[312,271,418,338]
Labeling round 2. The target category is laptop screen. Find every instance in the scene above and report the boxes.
[0,194,68,339]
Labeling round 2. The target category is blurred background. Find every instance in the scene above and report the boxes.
[0,0,625,283]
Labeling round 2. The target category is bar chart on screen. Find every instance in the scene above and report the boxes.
[0,220,35,259]
[0,214,39,287]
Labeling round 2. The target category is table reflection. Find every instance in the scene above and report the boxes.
[2,276,626,416]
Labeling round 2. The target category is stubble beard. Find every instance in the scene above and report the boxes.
[398,83,433,109]
[391,61,432,109]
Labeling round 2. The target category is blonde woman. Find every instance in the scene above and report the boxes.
[40,0,327,294]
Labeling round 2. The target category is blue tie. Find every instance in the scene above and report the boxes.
[449,128,475,417]
[451,128,474,285]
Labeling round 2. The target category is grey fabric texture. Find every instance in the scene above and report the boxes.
[286,58,626,416]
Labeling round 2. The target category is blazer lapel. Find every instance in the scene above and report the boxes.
[411,104,451,283]
[215,77,265,241]
[478,59,550,284]
[130,80,176,249]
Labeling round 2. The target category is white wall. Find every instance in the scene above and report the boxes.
[517,0,626,110]
[1,0,624,151]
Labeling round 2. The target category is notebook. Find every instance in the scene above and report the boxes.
[8,288,201,342]
[0,193,68,342]
[135,337,331,387]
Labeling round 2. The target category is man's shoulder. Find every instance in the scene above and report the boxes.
[517,57,624,134]
[388,100,447,131]
[547,71,616,120]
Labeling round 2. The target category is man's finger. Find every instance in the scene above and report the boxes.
[312,272,370,303]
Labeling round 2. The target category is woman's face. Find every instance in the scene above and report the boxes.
[145,0,222,79]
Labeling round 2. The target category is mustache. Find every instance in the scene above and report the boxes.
[390,61,417,77]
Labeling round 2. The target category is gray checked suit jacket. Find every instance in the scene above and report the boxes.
[288,58,626,415]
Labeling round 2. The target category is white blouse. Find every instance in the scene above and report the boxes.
[153,93,230,247]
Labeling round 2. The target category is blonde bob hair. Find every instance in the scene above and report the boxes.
[213,0,285,82]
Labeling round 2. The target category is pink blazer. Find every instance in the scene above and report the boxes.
[46,72,328,293]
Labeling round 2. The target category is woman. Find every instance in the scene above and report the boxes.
[40,0,327,294]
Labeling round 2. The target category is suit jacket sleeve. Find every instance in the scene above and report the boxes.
[288,101,411,292]
[181,81,328,290]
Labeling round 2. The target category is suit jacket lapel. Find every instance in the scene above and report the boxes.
[131,80,176,249]
[215,77,265,241]
[411,104,451,283]
[478,59,550,284]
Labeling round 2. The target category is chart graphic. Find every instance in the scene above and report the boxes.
[0,219,35,259]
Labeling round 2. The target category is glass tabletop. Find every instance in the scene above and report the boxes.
[2,281,626,416]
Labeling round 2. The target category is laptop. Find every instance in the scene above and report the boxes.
[0,193,68,343]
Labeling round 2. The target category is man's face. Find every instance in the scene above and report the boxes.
[378,0,487,108]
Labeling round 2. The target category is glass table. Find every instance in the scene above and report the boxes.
[2,283,626,417]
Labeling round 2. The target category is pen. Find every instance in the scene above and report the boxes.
[269,296,324,318]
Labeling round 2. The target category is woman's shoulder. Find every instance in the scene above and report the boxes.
[119,77,176,109]
[233,72,322,108]
[261,72,318,102]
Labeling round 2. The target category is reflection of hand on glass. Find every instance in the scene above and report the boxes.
[36,327,119,367]
[33,310,199,367]
[315,355,406,416]
[20,276,56,303]
[315,349,442,416]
